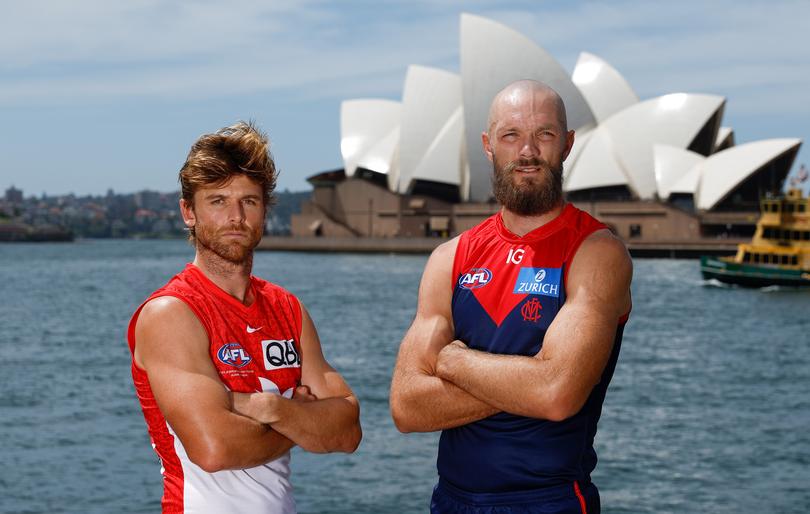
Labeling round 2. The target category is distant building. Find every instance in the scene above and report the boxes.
[292,14,801,245]
[5,185,23,204]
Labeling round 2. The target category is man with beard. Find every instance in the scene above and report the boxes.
[127,121,361,514]
[390,80,632,514]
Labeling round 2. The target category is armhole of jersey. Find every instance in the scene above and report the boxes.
[450,233,469,292]
[562,228,598,287]
[619,293,632,324]
[128,292,213,370]
[127,302,149,354]
[563,215,633,324]
[290,293,304,341]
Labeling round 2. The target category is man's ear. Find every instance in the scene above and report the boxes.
[481,131,494,163]
[179,198,196,228]
[562,130,576,162]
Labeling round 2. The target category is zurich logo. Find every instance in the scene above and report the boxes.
[458,268,493,290]
[217,342,252,368]
[513,267,562,298]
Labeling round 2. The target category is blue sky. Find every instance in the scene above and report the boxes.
[1,0,808,197]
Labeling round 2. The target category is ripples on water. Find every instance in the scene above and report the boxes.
[1,240,808,513]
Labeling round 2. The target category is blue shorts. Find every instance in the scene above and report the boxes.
[430,478,599,514]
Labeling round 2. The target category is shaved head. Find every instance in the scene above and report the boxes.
[487,80,568,135]
[481,80,574,216]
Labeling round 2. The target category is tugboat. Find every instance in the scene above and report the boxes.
[700,188,810,287]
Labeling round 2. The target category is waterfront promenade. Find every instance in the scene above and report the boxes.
[258,235,745,258]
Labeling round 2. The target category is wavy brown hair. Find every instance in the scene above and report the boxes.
[179,120,277,208]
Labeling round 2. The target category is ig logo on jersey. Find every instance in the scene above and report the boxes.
[262,339,301,370]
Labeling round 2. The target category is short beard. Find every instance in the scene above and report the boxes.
[195,222,261,268]
[492,156,564,216]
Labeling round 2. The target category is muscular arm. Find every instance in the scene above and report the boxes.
[133,297,294,473]
[435,230,632,421]
[389,239,499,433]
[231,305,361,454]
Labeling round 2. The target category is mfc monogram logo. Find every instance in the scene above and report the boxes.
[521,297,543,322]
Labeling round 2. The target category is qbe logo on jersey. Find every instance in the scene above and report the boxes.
[513,267,562,298]
[458,268,493,290]
[262,339,301,370]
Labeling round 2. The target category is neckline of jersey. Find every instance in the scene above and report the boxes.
[495,203,574,243]
[184,263,260,314]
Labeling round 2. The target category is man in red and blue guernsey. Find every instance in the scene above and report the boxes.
[390,80,632,514]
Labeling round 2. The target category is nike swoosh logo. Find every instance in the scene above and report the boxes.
[246,325,262,334]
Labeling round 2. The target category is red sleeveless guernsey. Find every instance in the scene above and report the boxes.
[127,263,302,514]
[441,203,630,495]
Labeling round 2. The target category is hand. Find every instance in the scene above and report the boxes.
[229,391,283,425]
[293,385,317,402]
[436,340,468,378]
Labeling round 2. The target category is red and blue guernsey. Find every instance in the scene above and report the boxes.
[441,203,630,495]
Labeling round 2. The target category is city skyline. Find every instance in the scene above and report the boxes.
[1,0,808,197]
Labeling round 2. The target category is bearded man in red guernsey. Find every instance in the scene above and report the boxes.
[391,81,632,514]
[127,121,361,514]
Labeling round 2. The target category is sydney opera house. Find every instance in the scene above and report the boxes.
[289,14,801,253]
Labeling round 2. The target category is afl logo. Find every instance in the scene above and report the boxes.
[458,268,493,290]
[217,342,252,368]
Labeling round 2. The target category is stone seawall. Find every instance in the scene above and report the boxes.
[257,236,743,258]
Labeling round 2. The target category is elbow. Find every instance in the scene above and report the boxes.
[193,456,228,474]
[521,381,587,422]
[389,379,437,433]
[391,412,415,434]
[334,405,363,453]
[302,423,362,454]
[340,423,363,453]
[542,404,578,423]
[390,397,424,433]
[321,403,363,454]
[339,399,362,453]
[187,441,232,473]
[538,386,587,422]
[389,396,412,433]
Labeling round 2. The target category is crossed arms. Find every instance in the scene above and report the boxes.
[389,229,632,432]
[133,300,361,472]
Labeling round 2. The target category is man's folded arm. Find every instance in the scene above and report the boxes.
[435,230,633,421]
[134,296,294,473]
[231,303,362,454]
[389,239,500,433]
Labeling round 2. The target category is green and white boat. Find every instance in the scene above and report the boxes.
[700,188,810,288]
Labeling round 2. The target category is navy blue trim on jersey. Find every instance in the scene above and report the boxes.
[430,478,600,514]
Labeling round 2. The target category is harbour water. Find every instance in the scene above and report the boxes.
[1,239,808,513]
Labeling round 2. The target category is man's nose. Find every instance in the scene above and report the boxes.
[227,202,245,223]
[519,136,540,159]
